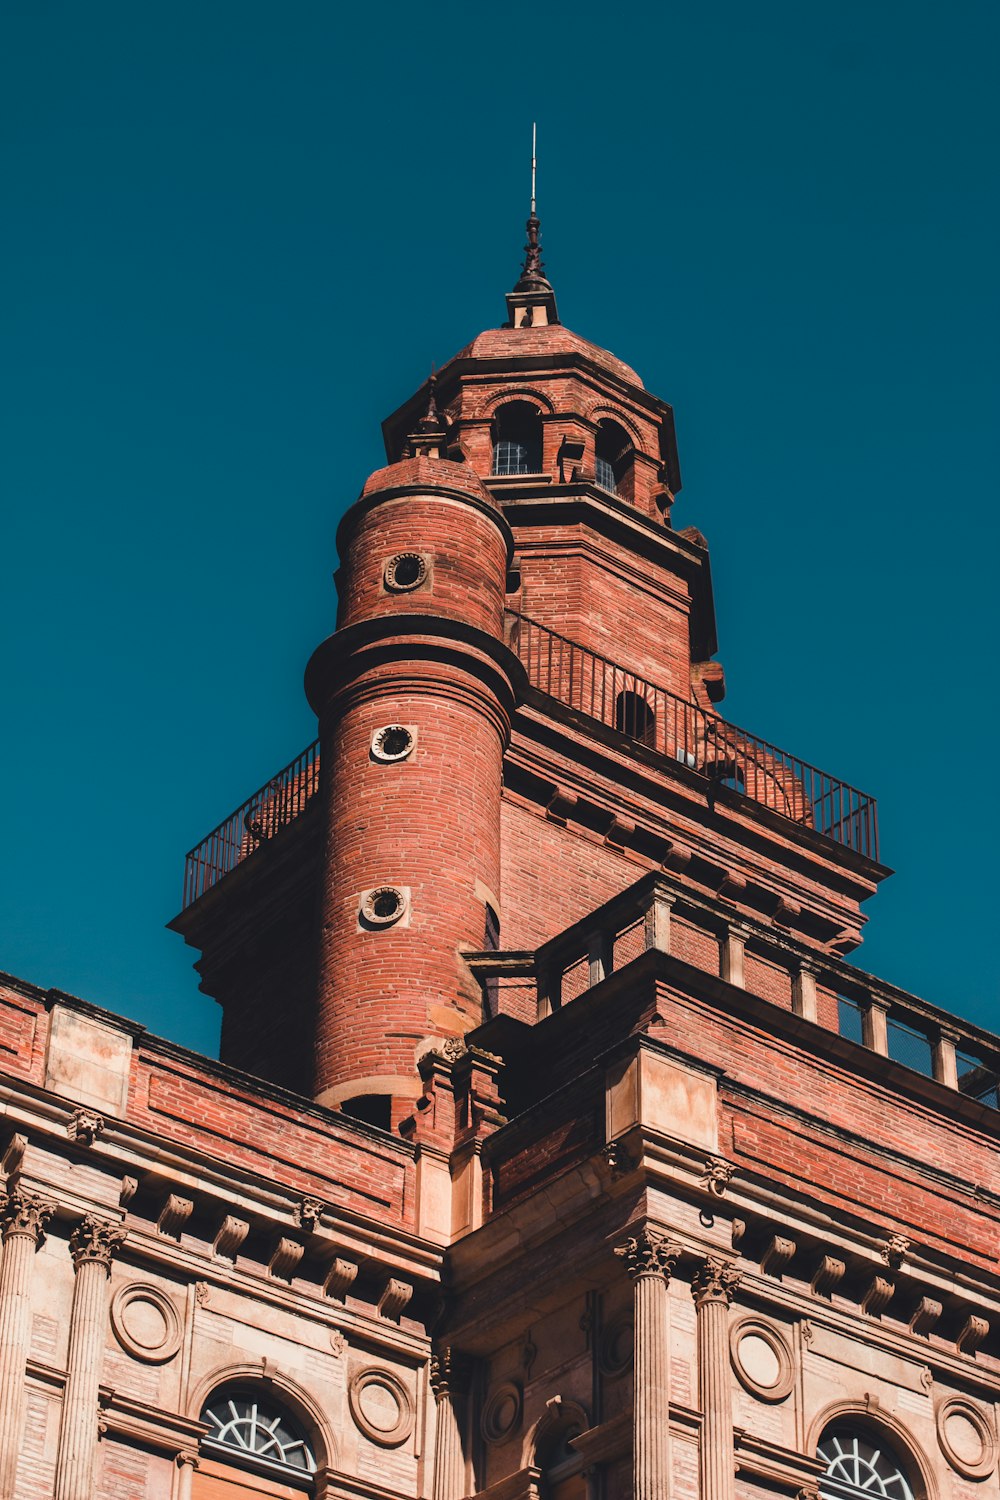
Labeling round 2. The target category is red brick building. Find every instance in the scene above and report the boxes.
[1,214,998,1500]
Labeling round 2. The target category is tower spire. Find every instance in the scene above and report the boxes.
[507,123,559,327]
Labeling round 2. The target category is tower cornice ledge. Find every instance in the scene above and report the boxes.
[304,612,526,725]
[336,459,513,562]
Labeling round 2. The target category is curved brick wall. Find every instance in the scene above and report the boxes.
[307,459,514,1116]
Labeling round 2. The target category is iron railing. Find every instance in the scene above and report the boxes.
[180,617,878,909]
[507,612,879,860]
[182,741,321,907]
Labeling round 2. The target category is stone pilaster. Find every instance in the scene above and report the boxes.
[53,1215,126,1500]
[430,1347,471,1500]
[615,1228,681,1500]
[174,1450,200,1500]
[0,1191,55,1500]
[691,1256,742,1500]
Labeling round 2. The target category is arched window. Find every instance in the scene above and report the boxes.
[615,689,656,748]
[818,1428,915,1500]
[201,1388,317,1488]
[594,418,634,499]
[536,1412,587,1500]
[492,401,542,476]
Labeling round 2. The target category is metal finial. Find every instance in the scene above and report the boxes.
[515,126,548,292]
[530,122,537,218]
[415,371,441,433]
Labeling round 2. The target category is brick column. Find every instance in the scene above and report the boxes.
[54,1215,126,1500]
[430,1347,471,1500]
[0,1191,54,1500]
[691,1256,742,1500]
[615,1228,681,1500]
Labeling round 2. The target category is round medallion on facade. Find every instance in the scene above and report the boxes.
[936,1397,997,1480]
[729,1317,794,1402]
[110,1282,182,1364]
[481,1381,522,1445]
[598,1312,634,1379]
[371,725,416,763]
[359,886,409,929]
[348,1367,414,1447]
[383,552,428,593]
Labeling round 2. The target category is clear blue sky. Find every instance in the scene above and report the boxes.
[2,2,997,1058]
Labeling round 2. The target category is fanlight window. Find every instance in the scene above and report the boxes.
[202,1391,317,1478]
[818,1430,914,1500]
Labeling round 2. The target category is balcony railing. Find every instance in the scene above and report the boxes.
[182,741,321,908]
[467,871,1000,1114]
[507,612,879,861]
[180,616,878,910]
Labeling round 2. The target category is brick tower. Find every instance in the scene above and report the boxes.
[172,203,885,1106]
[6,206,1000,1500]
[304,415,517,1126]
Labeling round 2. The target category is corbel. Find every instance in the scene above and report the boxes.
[860,1275,894,1319]
[956,1315,989,1356]
[157,1194,194,1240]
[760,1235,796,1279]
[268,1237,304,1282]
[213,1215,249,1261]
[810,1255,845,1299]
[909,1296,942,1336]
[323,1257,359,1301]
[378,1277,413,1321]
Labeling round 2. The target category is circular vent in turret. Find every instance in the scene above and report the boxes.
[383,552,428,592]
[371,725,416,763]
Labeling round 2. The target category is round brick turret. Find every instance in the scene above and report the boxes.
[305,455,517,1126]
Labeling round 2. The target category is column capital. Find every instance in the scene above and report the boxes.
[176,1450,201,1471]
[429,1345,473,1401]
[0,1189,55,1248]
[69,1214,127,1275]
[691,1254,742,1307]
[614,1226,682,1282]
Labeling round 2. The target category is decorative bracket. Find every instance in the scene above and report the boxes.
[268,1237,304,1282]
[378,1277,413,1321]
[324,1257,359,1301]
[157,1194,194,1240]
[760,1235,796,1278]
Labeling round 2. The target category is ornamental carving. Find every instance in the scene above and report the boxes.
[348,1367,415,1448]
[691,1255,742,1306]
[69,1215,126,1273]
[67,1107,104,1147]
[879,1233,910,1269]
[0,1190,55,1247]
[110,1281,182,1364]
[323,1257,359,1300]
[700,1156,735,1197]
[378,1277,413,1321]
[936,1396,997,1479]
[810,1254,846,1298]
[956,1314,989,1355]
[614,1228,682,1281]
[429,1347,473,1401]
[295,1197,323,1233]
[860,1275,894,1319]
[910,1296,942,1336]
[729,1316,795,1403]
[481,1380,523,1444]
[602,1140,635,1181]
